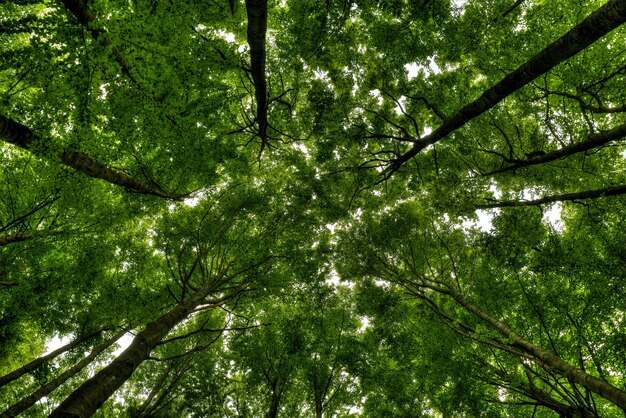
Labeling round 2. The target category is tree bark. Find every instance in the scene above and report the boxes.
[245,0,269,150]
[0,114,187,200]
[0,230,58,247]
[0,329,125,418]
[476,184,626,208]
[0,328,105,389]
[429,284,626,411]
[384,0,626,177]
[60,0,132,78]
[49,269,245,418]
[486,122,626,175]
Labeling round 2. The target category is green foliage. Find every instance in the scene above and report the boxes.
[1,0,626,416]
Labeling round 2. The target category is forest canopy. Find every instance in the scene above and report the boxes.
[1,0,626,416]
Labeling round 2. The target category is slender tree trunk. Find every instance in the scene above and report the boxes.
[0,281,18,288]
[0,329,125,418]
[487,122,626,175]
[0,115,187,200]
[436,286,626,410]
[476,184,626,208]
[60,0,132,78]
[0,230,58,247]
[265,378,284,418]
[385,0,626,176]
[245,0,269,149]
[0,328,105,389]
[136,358,192,418]
[49,277,240,418]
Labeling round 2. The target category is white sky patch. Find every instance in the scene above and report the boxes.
[112,332,134,356]
[369,89,383,105]
[393,95,407,115]
[542,202,564,232]
[405,62,420,80]
[99,84,108,100]
[313,69,330,82]
[184,188,210,207]
[405,57,442,80]
[216,30,236,43]
[45,334,72,354]
[358,316,371,333]
[451,0,467,15]
[292,142,311,159]
[462,209,498,233]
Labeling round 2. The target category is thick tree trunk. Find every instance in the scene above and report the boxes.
[245,0,269,148]
[0,115,187,200]
[438,286,626,411]
[476,184,626,208]
[385,0,626,176]
[0,328,105,389]
[0,329,125,418]
[49,278,237,418]
[487,122,626,175]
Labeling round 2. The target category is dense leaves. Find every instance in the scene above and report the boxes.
[1,0,625,416]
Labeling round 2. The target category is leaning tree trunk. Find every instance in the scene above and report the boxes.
[385,0,626,176]
[0,329,125,418]
[49,276,239,418]
[487,121,626,175]
[434,285,626,411]
[476,183,626,208]
[0,115,187,200]
[0,328,106,389]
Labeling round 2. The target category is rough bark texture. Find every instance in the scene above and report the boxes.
[476,183,626,208]
[0,115,187,200]
[487,122,626,175]
[385,0,626,176]
[0,328,105,389]
[245,0,269,148]
[0,329,125,418]
[444,288,626,411]
[49,280,232,418]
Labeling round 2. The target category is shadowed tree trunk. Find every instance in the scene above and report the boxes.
[245,0,269,152]
[0,329,126,418]
[0,327,107,389]
[476,183,626,208]
[486,121,626,175]
[60,0,132,79]
[0,115,188,200]
[49,261,252,418]
[0,230,59,247]
[384,0,626,177]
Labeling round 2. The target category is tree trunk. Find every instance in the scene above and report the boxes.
[476,184,626,208]
[386,0,626,176]
[60,0,132,78]
[0,329,125,418]
[245,0,269,149]
[0,230,58,247]
[0,115,187,200]
[487,121,626,175]
[0,328,105,389]
[49,278,238,418]
[439,286,626,411]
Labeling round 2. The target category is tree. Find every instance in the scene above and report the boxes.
[1,0,625,416]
